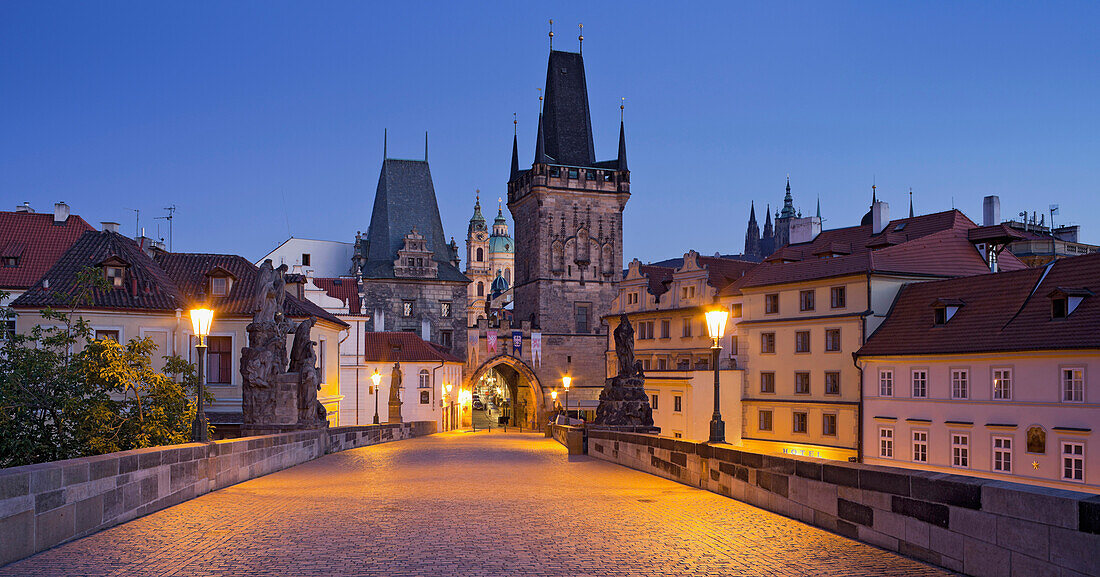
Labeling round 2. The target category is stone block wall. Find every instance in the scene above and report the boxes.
[588,430,1100,577]
[0,422,435,567]
[549,423,586,455]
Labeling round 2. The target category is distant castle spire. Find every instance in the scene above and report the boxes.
[744,201,761,258]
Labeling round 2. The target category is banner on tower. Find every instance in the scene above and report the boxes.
[531,332,542,367]
[469,331,479,362]
[512,330,522,356]
[487,330,497,354]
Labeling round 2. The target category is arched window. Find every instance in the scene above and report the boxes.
[420,390,430,404]
[476,247,484,261]
[477,282,484,296]
[419,369,431,389]
[504,268,511,283]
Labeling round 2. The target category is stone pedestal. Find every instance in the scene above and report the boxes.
[594,375,655,427]
[389,400,403,424]
[274,373,299,424]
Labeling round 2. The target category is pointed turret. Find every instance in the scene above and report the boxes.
[468,195,486,234]
[744,201,761,258]
[816,197,821,219]
[780,177,796,219]
[617,120,628,172]
[763,204,774,238]
[534,113,548,164]
[510,132,520,181]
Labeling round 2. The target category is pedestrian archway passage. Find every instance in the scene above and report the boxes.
[0,433,953,577]
[467,354,545,430]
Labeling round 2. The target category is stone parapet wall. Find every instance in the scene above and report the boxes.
[548,423,586,455]
[588,430,1100,577]
[0,422,436,567]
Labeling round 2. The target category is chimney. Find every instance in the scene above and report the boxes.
[53,202,70,224]
[15,202,33,213]
[983,195,1000,226]
[102,222,120,233]
[872,201,890,234]
[789,216,822,244]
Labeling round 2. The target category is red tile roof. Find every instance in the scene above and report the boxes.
[856,252,1100,356]
[739,210,1026,289]
[312,277,362,315]
[0,211,95,291]
[10,231,347,328]
[362,331,463,363]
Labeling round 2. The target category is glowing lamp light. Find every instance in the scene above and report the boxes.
[562,376,571,389]
[705,307,728,341]
[551,390,558,400]
[190,308,214,341]
[371,370,382,390]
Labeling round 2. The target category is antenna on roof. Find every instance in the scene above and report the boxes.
[154,205,177,251]
[125,208,140,238]
[578,23,583,54]
[548,19,554,51]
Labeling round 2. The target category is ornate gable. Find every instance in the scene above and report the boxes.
[393,228,438,279]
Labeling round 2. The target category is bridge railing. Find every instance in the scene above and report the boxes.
[0,422,437,568]
[588,429,1099,577]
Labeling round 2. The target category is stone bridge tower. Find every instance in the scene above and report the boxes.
[505,48,630,400]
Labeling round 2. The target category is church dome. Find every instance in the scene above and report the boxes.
[468,198,486,232]
[489,234,513,253]
[860,209,873,226]
[491,270,509,296]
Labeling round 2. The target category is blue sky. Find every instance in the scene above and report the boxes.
[2,1,1097,263]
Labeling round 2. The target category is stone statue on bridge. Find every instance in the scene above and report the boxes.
[388,362,403,423]
[594,314,655,430]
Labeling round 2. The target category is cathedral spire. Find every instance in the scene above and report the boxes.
[510,115,520,181]
[780,176,795,219]
[617,115,628,172]
[763,204,773,238]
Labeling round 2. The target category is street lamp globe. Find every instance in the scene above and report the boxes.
[562,376,571,389]
[705,307,728,344]
[188,307,214,444]
[190,308,214,343]
[371,371,381,389]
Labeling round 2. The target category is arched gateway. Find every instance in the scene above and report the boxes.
[466,354,545,430]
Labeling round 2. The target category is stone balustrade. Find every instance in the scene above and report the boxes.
[588,429,1100,577]
[0,421,436,567]
[548,423,586,455]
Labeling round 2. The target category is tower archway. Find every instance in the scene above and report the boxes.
[467,354,545,430]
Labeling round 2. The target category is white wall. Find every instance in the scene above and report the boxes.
[645,369,740,441]
[259,238,354,278]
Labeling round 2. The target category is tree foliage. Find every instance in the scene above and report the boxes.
[0,270,207,468]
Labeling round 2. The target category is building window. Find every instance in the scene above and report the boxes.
[951,369,969,399]
[879,427,894,458]
[642,359,650,370]
[822,414,837,436]
[105,266,125,287]
[912,370,928,398]
[638,321,654,340]
[673,395,682,413]
[1052,297,1067,319]
[879,369,894,397]
[824,328,840,352]
[439,330,452,350]
[402,301,414,317]
[680,285,696,300]
[210,277,228,296]
[795,331,810,353]
[681,318,693,338]
[952,433,969,467]
[440,302,452,317]
[418,369,431,389]
[765,294,779,314]
[799,290,815,311]
[0,319,14,341]
[568,168,578,179]
[574,303,591,334]
[794,372,810,394]
[760,372,775,393]
[824,371,840,395]
[1063,367,1084,402]
[760,332,775,354]
[912,430,928,462]
[207,336,232,384]
[759,410,773,431]
[792,412,808,434]
[657,358,667,370]
[1062,442,1085,482]
[2,256,17,268]
[477,282,484,297]
[318,339,326,377]
[729,335,738,357]
[830,286,846,309]
[626,292,637,305]
[476,247,484,262]
[420,390,430,405]
[660,320,670,339]
[993,436,1013,472]
[650,394,658,410]
[993,368,1012,400]
[95,329,120,341]
[302,253,311,266]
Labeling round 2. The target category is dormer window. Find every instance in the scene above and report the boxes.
[1049,288,1092,319]
[205,267,236,298]
[211,277,228,296]
[3,257,17,268]
[105,266,125,287]
[931,298,964,326]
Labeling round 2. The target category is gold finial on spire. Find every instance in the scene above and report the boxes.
[498,197,503,210]
[620,96,625,119]
[578,23,583,53]
[513,112,517,134]
[476,188,480,203]
[549,19,554,50]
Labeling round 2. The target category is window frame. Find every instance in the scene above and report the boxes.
[830,286,846,309]
[992,436,1013,473]
[1062,366,1085,403]
[649,393,659,411]
[402,300,414,317]
[760,332,776,354]
[792,411,808,434]
[879,427,894,458]
[799,290,815,312]
[911,369,928,398]
[673,395,683,413]
[822,413,837,437]
[1061,441,1085,482]
[912,429,928,463]
[764,293,779,314]
[794,372,811,395]
[951,432,970,468]
[951,368,969,399]
[879,369,894,397]
[794,330,811,354]
[758,409,773,432]
[824,371,840,395]
[760,372,776,394]
[824,328,841,352]
[992,367,1013,400]
[440,301,452,318]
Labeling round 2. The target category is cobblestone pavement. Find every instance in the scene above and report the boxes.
[1,432,955,576]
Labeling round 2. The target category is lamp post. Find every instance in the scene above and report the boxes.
[705,307,729,444]
[371,370,381,424]
[189,307,214,443]
[562,375,571,422]
[551,389,558,414]
[444,384,453,431]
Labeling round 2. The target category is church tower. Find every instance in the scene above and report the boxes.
[464,194,491,326]
[744,201,761,259]
[508,47,629,387]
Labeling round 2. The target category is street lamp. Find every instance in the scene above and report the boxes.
[562,375,571,421]
[444,384,453,431]
[705,306,729,444]
[551,389,558,413]
[371,370,381,424]
[189,307,214,443]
